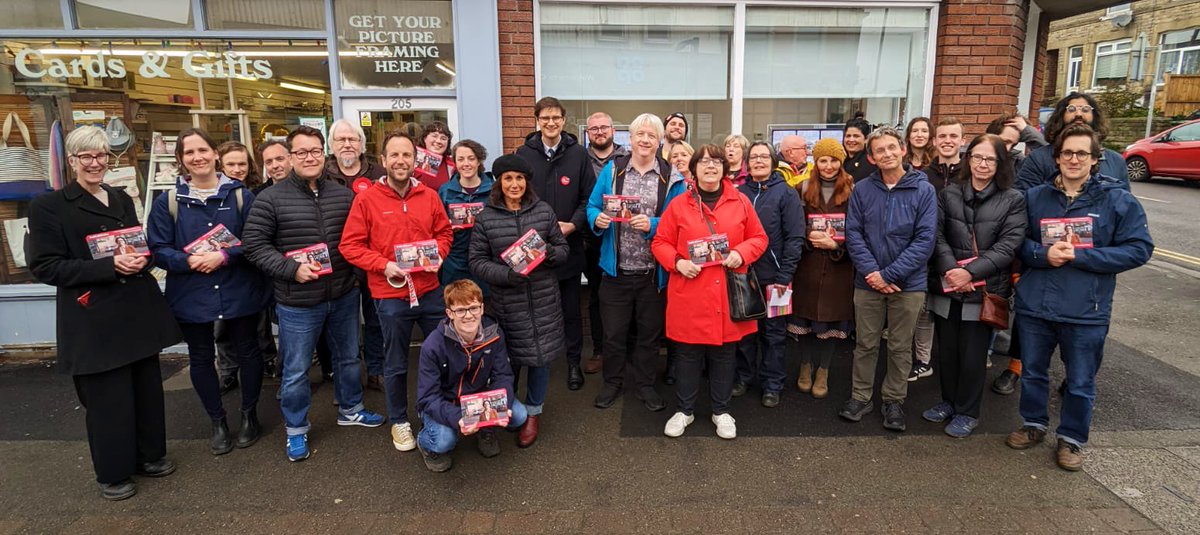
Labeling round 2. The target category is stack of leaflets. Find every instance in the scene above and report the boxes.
[687,234,730,268]
[941,256,987,293]
[460,388,510,429]
[502,229,547,275]
[414,147,455,182]
[184,224,241,254]
[1040,217,1094,248]
[602,194,642,222]
[448,202,484,229]
[394,240,442,272]
[806,213,846,242]
[86,226,150,259]
[285,243,333,275]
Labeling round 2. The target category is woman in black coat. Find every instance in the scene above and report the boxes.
[468,154,568,449]
[27,126,183,501]
[921,133,1027,438]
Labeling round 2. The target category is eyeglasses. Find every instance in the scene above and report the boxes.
[1065,105,1094,114]
[747,154,773,162]
[697,157,723,167]
[1057,150,1094,161]
[969,154,998,167]
[332,136,361,146]
[586,125,612,134]
[290,149,325,160]
[537,115,564,124]
[449,305,483,318]
[72,153,110,165]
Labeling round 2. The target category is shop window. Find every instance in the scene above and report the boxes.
[1157,28,1200,83]
[74,0,195,29]
[0,0,64,28]
[206,0,326,31]
[1093,39,1132,88]
[333,0,455,90]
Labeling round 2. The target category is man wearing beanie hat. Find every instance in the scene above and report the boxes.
[660,112,689,159]
[776,134,813,188]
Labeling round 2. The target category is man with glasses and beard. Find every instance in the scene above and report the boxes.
[1015,92,1129,192]
[583,112,630,375]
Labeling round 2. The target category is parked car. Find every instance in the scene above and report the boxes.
[1124,119,1200,182]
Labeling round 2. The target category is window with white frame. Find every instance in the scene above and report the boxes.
[1156,28,1200,83]
[1067,46,1083,90]
[1106,4,1132,16]
[1093,40,1132,87]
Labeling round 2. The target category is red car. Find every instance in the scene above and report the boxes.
[1124,119,1200,182]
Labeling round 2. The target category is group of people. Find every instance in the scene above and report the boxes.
[26,92,1153,501]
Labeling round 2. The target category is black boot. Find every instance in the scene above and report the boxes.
[211,417,234,456]
[567,364,584,391]
[236,408,261,449]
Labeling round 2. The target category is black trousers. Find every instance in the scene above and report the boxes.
[72,355,167,484]
[673,341,736,416]
[216,309,277,379]
[585,243,605,355]
[180,313,264,420]
[599,272,664,390]
[559,276,584,367]
[934,300,994,418]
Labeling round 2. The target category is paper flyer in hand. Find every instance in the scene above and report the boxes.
[414,147,454,182]
[1039,217,1094,248]
[184,224,241,254]
[86,226,150,259]
[501,228,547,275]
[687,234,730,268]
[941,256,987,293]
[602,194,642,223]
[448,202,484,229]
[394,239,442,272]
[285,243,333,275]
[766,283,793,318]
[460,388,509,430]
[806,213,846,242]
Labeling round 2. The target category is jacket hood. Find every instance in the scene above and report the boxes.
[866,166,926,191]
[523,130,580,153]
[444,172,495,195]
[175,173,242,200]
[590,144,629,163]
[440,315,500,347]
[741,171,786,192]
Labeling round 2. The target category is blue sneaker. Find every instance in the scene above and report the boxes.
[286,434,309,462]
[337,409,385,428]
[922,401,954,423]
[944,415,978,438]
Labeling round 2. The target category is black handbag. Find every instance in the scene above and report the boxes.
[693,190,766,322]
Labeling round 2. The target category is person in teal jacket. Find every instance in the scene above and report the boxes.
[439,139,494,295]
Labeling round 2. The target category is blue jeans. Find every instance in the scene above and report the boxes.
[735,315,788,393]
[276,288,365,436]
[1016,314,1109,446]
[374,292,445,425]
[512,364,549,416]
[418,400,528,454]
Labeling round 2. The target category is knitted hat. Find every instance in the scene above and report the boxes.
[664,112,688,136]
[491,153,532,178]
[812,138,847,163]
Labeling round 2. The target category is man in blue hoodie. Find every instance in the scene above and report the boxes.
[1005,124,1152,472]
[414,280,525,472]
[841,126,938,432]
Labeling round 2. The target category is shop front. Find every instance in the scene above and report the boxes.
[0,0,502,348]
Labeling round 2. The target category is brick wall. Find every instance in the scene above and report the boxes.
[497,0,536,153]
[932,0,1030,136]
[1030,13,1051,125]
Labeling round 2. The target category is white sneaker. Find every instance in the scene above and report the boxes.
[663,412,694,437]
[712,413,737,439]
[391,422,416,452]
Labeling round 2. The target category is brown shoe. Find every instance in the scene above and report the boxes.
[796,362,813,393]
[517,415,539,448]
[366,375,384,392]
[811,367,829,399]
[1005,426,1046,450]
[1056,439,1084,471]
[583,355,603,374]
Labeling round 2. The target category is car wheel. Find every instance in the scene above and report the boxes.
[1127,156,1150,182]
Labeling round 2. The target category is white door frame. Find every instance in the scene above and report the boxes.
[339,97,459,136]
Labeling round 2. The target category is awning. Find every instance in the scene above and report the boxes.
[1035,0,1126,19]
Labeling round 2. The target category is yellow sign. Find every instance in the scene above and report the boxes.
[359,111,372,127]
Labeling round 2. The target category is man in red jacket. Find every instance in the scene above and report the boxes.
[341,131,453,454]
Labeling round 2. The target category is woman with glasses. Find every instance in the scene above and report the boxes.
[652,144,768,439]
[418,121,455,191]
[28,126,183,501]
[921,133,1026,438]
[723,134,750,186]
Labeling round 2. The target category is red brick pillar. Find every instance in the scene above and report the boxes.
[932,0,1030,136]
[497,0,536,153]
[1028,13,1051,126]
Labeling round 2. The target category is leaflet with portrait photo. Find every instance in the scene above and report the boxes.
[501,228,547,276]
[687,234,730,268]
[448,202,484,229]
[460,388,510,430]
[285,243,333,275]
[602,194,643,223]
[394,239,442,273]
[86,226,150,259]
[184,224,242,254]
[1040,217,1094,248]
[806,213,846,242]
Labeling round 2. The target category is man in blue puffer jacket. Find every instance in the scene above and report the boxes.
[1005,124,1152,472]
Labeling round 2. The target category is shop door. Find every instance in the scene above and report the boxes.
[340,98,457,158]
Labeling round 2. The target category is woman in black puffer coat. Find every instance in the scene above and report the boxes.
[469,154,569,448]
[922,134,1027,439]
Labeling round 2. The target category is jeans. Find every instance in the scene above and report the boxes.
[375,292,445,425]
[511,364,549,416]
[418,400,529,454]
[735,315,788,393]
[673,341,736,416]
[276,288,366,436]
[933,301,993,418]
[360,273,385,376]
[850,289,925,403]
[1016,314,1109,446]
[180,313,264,420]
[559,277,584,367]
[598,272,664,391]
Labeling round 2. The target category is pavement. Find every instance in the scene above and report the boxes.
[1,180,1199,534]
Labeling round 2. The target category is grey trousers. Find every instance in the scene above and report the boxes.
[851,289,925,403]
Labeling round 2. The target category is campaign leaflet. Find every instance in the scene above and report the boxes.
[285,243,333,275]
[414,147,455,182]
[686,234,730,268]
[394,239,442,273]
[501,228,547,275]
[183,224,241,254]
[602,194,642,223]
[766,283,793,318]
[806,213,846,242]
[448,202,484,229]
[460,388,509,430]
[941,256,987,293]
[1040,217,1094,248]
[86,226,150,259]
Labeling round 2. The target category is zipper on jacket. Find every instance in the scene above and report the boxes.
[311,185,333,302]
[750,184,781,271]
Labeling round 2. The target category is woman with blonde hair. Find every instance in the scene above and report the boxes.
[723,134,750,186]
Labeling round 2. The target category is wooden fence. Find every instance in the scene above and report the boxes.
[1159,74,1200,117]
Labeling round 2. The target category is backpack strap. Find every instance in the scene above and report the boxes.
[168,192,178,222]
